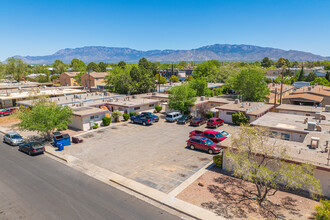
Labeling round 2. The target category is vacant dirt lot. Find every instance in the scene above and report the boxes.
[177,167,319,219]
[64,120,238,193]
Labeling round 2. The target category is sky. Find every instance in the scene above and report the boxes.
[1,0,330,61]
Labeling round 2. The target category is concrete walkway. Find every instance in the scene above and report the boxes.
[45,145,224,220]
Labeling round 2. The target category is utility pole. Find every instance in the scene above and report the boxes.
[158,68,160,93]
[279,68,284,104]
[274,88,277,107]
[89,69,92,93]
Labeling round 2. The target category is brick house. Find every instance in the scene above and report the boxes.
[59,72,80,86]
[81,72,107,88]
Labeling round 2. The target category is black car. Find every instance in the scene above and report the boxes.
[190,117,208,126]
[18,142,45,156]
[177,115,193,124]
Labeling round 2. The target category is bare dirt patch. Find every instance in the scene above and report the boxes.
[177,167,318,219]
[0,115,20,125]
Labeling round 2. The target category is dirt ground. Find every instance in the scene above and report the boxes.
[177,167,319,219]
[0,114,20,125]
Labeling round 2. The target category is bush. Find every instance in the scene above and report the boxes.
[102,117,111,126]
[155,106,162,113]
[170,75,179,83]
[129,112,137,117]
[232,111,250,125]
[206,112,214,119]
[112,110,123,122]
[93,123,99,129]
[123,113,130,121]
[213,153,223,168]
[315,199,330,220]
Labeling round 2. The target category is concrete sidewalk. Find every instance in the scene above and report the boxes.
[45,145,224,220]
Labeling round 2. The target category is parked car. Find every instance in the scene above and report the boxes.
[190,117,207,126]
[177,115,193,124]
[214,129,231,137]
[186,136,221,154]
[3,132,25,146]
[18,141,45,156]
[141,112,159,122]
[130,114,154,126]
[189,130,227,143]
[165,112,182,122]
[207,118,224,128]
[0,108,15,117]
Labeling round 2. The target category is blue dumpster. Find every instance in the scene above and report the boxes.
[57,143,64,151]
[53,132,71,147]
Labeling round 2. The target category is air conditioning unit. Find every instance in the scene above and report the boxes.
[315,112,321,120]
[234,99,239,104]
[307,122,316,130]
[325,105,330,112]
[200,96,205,101]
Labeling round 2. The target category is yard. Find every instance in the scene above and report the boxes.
[63,118,238,193]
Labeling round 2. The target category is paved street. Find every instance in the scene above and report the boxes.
[0,139,180,220]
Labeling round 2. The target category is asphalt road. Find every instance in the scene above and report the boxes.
[0,140,181,220]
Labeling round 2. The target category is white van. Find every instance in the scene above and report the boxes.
[165,112,182,122]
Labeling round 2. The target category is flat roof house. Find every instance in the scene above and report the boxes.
[81,72,107,89]
[59,72,80,86]
[69,107,109,131]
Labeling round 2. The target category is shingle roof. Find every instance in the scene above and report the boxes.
[283,93,324,102]
[90,72,107,78]
[62,72,80,77]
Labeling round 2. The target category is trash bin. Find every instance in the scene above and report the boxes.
[57,143,64,151]
[53,132,71,147]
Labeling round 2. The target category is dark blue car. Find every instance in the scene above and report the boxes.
[130,114,154,126]
[141,112,159,122]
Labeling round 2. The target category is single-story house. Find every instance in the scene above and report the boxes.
[69,107,109,131]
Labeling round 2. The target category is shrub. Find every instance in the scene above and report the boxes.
[155,106,162,113]
[93,123,99,129]
[315,199,330,220]
[170,75,179,83]
[123,113,130,121]
[232,111,250,125]
[206,112,214,119]
[102,117,111,126]
[112,110,123,122]
[213,153,223,168]
[129,112,137,117]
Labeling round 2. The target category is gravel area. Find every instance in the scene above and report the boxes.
[177,167,319,219]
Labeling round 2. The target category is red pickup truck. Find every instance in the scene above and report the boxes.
[0,108,15,117]
[189,130,227,143]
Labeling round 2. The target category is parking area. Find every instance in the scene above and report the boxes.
[64,119,238,193]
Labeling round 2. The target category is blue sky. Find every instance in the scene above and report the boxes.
[1,0,329,61]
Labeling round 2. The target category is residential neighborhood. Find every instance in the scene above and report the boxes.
[1,1,330,220]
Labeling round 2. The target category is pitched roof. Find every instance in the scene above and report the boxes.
[89,72,107,78]
[283,93,324,102]
[62,72,80,77]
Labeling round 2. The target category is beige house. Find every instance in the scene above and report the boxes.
[81,72,107,88]
[69,107,109,131]
[59,72,80,86]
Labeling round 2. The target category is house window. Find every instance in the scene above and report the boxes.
[134,107,140,110]
[90,116,95,120]
[281,133,290,141]
[149,104,154,107]
[269,131,278,138]
[226,112,234,115]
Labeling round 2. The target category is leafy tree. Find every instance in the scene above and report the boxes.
[138,57,151,70]
[297,65,305,81]
[188,77,210,96]
[87,62,100,72]
[232,111,250,125]
[275,57,289,68]
[155,74,167,84]
[186,75,194,81]
[324,65,330,71]
[315,199,330,220]
[170,75,179,82]
[306,72,317,82]
[52,59,67,75]
[18,99,73,140]
[261,57,272,68]
[178,61,187,68]
[71,59,86,72]
[118,61,127,69]
[111,110,122,122]
[129,65,155,93]
[98,62,107,72]
[105,67,134,94]
[226,126,322,207]
[73,72,85,85]
[326,71,330,81]
[206,64,239,83]
[311,77,330,86]
[228,69,270,101]
[168,84,197,114]
[6,57,27,82]
[193,60,221,78]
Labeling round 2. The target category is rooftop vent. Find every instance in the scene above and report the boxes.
[307,121,316,131]
[325,105,330,112]
[200,96,205,101]
[234,99,239,104]
[310,137,320,149]
[308,86,312,91]
[315,112,321,120]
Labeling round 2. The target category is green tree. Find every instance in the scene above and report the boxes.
[168,84,197,114]
[138,57,151,70]
[6,57,27,82]
[155,74,167,84]
[52,59,67,75]
[275,57,289,68]
[232,111,250,125]
[170,75,179,82]
[98,62,107,72]
[87,62,100,72]
[188,77,210,96]
[326,72,330,81]
[105,67,134,94]
[306,72,317,82]
[311,77,330,86]
[226,126,322,207]
[71,59,86,72]
[73,72,85,85]
[130,66,155,93]
[297,65,305,81]
[178,61,187,68]
[324,65,330,71]
[118,61,127,69]
[228,69,270,101]
[18,99,73,140]
[261,57,272,68]
[206,64,239,83]
[193,60,222,78]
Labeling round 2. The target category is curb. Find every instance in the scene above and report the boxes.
[45,150,68,163]
[74,121,130,137]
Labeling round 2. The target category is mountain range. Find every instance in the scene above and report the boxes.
[12,44,329,64]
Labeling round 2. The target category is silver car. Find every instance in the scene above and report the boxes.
[3,132,25,146]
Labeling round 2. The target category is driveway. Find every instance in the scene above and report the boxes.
[64,120,233,193]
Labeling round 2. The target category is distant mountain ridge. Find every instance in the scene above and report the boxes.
[12,44,329,64]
